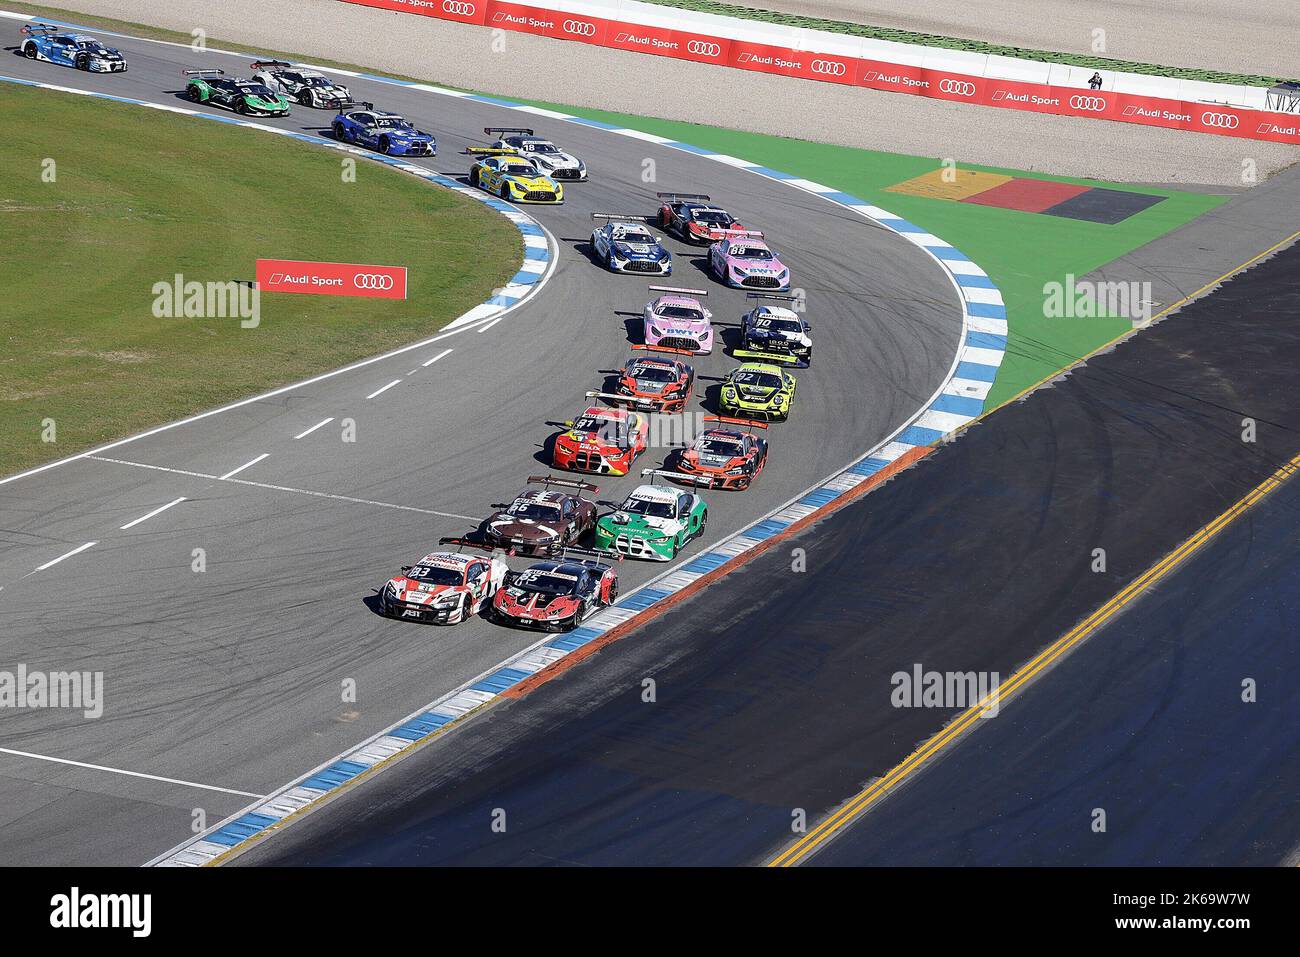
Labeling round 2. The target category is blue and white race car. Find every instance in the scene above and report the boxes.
[331,102,436,156]
[590,215,672,275]
[20,23,127,72]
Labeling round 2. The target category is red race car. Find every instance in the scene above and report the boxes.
[490,553,619,632]
[552,404,648,476]
[589,354,695,415]
[661,417,769,490]
[655,192,743,245]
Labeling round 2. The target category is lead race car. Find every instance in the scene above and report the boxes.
[656,192,742,245]
[379,551,508,625]
[643,286,714,354]
[709,230,791,290]
[595,481,708,561]
[332,101,436,156]
[490,552,620,632]
[182,69,290,116]
[250,60,351,108]
[735,293,814,367]
[474,476,599,556]
[590,215,672,275]
[485,127,587,181]
[20,23,127,72]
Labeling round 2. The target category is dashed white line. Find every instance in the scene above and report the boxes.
[218,453,269,480]
[293,417,335,440]
[366,379,403,399]
[120,497,187,530]
[0,747,265,798]
[478,314,509,333]
[421,347,454,367]
[35,541,97,572]
[89,456,480,522]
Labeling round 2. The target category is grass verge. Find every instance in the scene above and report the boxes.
[0,82,519,476]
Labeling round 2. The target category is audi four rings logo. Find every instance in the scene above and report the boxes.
[939,79,976,96]
[1201,111,1240,129]
[1069,95,1106,112]
[442,0,475,15]
[563,19,596,36]
[687,40,721,56]
[354,274,396,290]
[810,60,846,76]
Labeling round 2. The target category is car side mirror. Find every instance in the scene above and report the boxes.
[490,503,508,509]
[562,420,575,427]
[399,565,411,573]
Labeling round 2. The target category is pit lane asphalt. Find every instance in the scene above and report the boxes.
[0,34,962,864]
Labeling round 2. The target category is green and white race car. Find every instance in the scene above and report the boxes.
[594,483,707,561]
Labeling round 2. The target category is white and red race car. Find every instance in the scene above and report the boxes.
[380,551,508,624]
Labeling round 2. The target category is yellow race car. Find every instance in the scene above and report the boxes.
[468,150,564,204]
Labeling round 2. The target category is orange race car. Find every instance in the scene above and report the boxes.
[664,417,769,491]
[589,354,695,415]
[552,404,648,476]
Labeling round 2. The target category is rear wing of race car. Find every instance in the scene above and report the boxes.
[585,390,667,411]
[337,100,372,114]
[656,192,711,203]
[591,212,654,223]
[484,127,534,136]
[746,292,801,303]
[21,23,59,35]
[707,227,765,241]
[632,343,697,356]
[463,145,523,157]
[704,414,769,430]
[733,348,809,368]
[556,545,622,564]
[437,536,508,555]
[641,468,711,487]
[182,68,225,78]
[250,59,291,70]
[648,285,708,297]
[526,474,600,495]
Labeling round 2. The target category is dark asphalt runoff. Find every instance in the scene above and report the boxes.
[0,27,961,864]
[238,236,1300,866]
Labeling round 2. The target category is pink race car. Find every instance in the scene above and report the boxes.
[641,285,714,354]
[708,229,791,291]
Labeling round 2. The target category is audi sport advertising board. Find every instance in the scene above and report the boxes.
[345,0,488,25]
[256,259,409,299]
[486,1,564,39]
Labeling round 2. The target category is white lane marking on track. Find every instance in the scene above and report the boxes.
[90,456,480,522]
[34,541,97,572]
[0,747,265,798]
[422,348,453,367]
[120,497,187,531]
[293,417,334,440]
[218,453,269,480]
[478,314,509,333]
[366,379,402,399]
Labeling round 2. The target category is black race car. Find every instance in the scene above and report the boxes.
[656,192,743,244]
[182,69,291,116]
[735,293,814,367]
[490,555,619,632]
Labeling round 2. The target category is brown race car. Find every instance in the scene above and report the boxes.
[478,476,599,556]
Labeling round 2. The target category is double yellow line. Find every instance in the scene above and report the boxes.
[770,449,1300,867]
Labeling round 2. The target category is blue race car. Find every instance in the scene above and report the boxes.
[590,215,672,275]
[331,102,436,157]
[20,23,127,72]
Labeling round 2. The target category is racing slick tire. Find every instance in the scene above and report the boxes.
[606,248,617,271]
[459,593,474,624]
[696,510,708,539]
[187,85,203,102]
[74,53,89,71]
[23,42,36,59]
[378,135,391,155]
[297,89,314,106]
[468,168,479,188]
[236,101,250,115]
[498,182,510,200]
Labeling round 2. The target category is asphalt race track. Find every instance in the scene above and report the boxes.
[236,237,1300,867]
[0,28,961,864]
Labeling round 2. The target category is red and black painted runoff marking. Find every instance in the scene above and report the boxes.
[963,177,1168,224]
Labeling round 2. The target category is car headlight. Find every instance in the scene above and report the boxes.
[722,387,736,401]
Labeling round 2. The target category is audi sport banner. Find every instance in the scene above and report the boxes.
[335,0,1300,147]
[256,259,409,299]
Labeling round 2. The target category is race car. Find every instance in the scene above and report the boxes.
[479,477,598,556]
[735,293,813,367]
[595,483,707,561]
[590,215,672,275]
[600,355,695,414]
[656,192,742,245]
[719,362,797,421]
[183,69,290,116]
[467,151,563,204]
[552,405,648,476]
[332,102,435,156]
[485,127,586,181]
[490,554,619,632]
[668,420,769,491]
[643,286,713,354]
[20,24,126,72]
[250,60,351,108]
[379,551,508,625]
[709,230,791,290]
